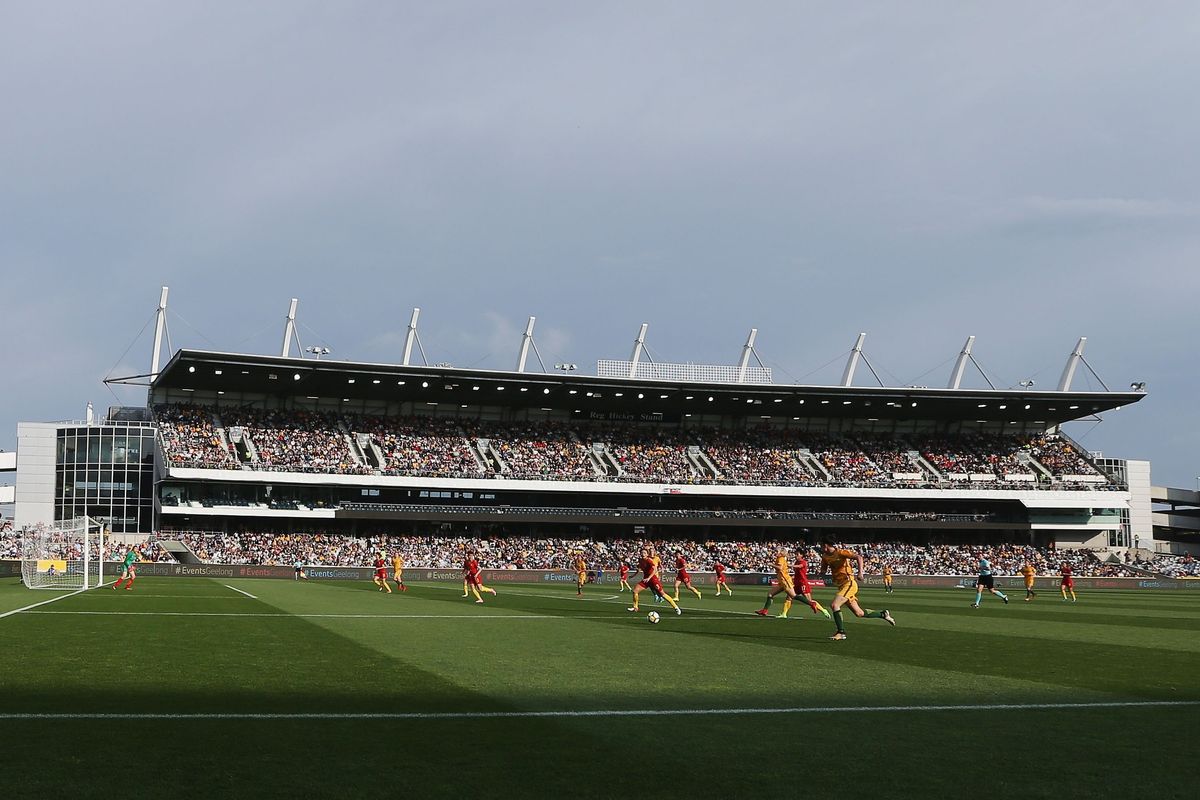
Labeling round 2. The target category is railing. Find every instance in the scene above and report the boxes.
[56,419,158,428]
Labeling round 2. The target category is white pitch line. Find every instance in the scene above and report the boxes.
[79,594,257,600]
[0,700,1196,721]
[0,587,88,620]
[25,610,735,620]
[421,584,761,618]
[223,584,258,600]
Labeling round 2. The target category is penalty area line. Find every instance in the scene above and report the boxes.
[24,610,737,620]
[223,584,258,600]
[0,700,1197,721]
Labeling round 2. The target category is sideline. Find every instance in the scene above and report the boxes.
[1,700,1196,721]
[0,587,89,620]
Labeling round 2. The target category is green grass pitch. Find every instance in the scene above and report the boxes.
[0,576,1197,798]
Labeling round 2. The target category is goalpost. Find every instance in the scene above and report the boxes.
[20,517,107,591]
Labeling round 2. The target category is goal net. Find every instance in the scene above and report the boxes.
[20,517,107,590]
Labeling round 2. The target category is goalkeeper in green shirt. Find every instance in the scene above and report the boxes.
[113,547,139,591]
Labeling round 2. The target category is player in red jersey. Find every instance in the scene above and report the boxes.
[1060,562,1077,602]
[618,561,634,592]
[713,561,732,596]
[777,550,830,620]
[464,553,498,604]
[372,553,392,593]
[672,554,702,602]
[628,548,681,615]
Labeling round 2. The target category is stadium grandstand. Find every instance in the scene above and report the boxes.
[5,288,1195,800]
[8,288,1165,568]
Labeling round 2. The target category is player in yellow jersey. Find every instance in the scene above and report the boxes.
[392,553,408,593]
[649,549,667,606]
[882,564,894,594]
[819,542,894,640]
[1019,563,1037,601]
[575,554,587,597]
[754,550,798,617]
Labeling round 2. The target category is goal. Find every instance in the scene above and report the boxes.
[20,517,107,590]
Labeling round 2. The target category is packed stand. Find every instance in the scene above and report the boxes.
[223,407,366,474]
[154,404,235,468]
[1154,554,1200,578]
[851,434,923,479]
[165,530,1151,577]
[604,427,697,482]
[853,542,1145,577]
[0,522,172,562]
[919,435,998,476]
[475,420,595,480]
[0,519,18,558]
[700,428,814,484]
[1025,435,1102,477]
[354,415,482,478]
[973,434,1034,476]
[151,404,1114,490]
[803,433,886,485]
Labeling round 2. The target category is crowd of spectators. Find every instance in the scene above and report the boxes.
[355,415,482,478]
[224,408,365,474]
[852,434,922,478]
[0,519,17,558]
[1153,553,1200,578]
[3,516,1191,579]
[152,405,1113,490]
[1025,435,1101,476]
[475,421,595,480]
[700,428,814,483]
[921,434,996,475]
[804,433,887,484]
[162,530,1163,577]
[604,427,697,482]
[154,404,235,468]
[0,521,170,562]
[852,542,1146,577]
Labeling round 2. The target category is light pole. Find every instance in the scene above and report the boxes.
[306,346,330,359]
[555,362,577,374]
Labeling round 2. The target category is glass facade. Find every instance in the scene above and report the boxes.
[55,425,156,533]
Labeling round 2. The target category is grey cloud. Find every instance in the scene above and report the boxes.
[2,1,1199,487]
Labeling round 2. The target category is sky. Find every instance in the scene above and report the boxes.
[1,1,1198,490]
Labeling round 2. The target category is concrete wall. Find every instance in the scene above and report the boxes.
[1051,529,1110,549]
[1125,459,1153,548]
[15,422,57,529]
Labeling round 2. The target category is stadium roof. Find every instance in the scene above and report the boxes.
[148,349,1146,426]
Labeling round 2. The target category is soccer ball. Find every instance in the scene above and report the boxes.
[647,611,660,624]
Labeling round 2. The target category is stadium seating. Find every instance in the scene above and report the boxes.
[471,420,595,480]
[152,405,1115,490]
[222,407,366,474]
[160,530,1154,576]
[1151,554,1200,577]
[156,404,236,468]
[352,415,482,477]
[699,428,815,484]
[0,521,171,562]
